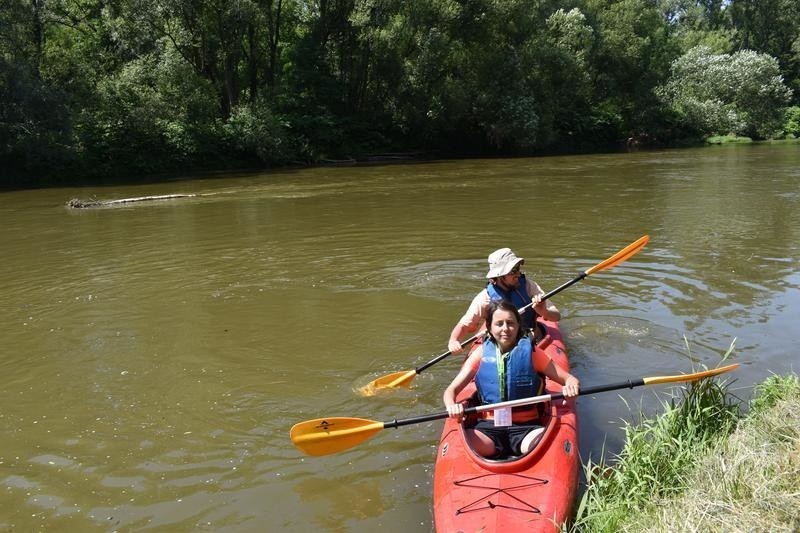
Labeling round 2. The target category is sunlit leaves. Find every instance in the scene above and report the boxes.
[784,106,800,137]
[2,0,800,183]
[223,98,291,164]
[546,8,593,68]
[658,45,792,137]
[584,0,677,135]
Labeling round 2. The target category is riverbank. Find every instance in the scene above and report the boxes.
[571,372,799,532]
[6,136,800,192]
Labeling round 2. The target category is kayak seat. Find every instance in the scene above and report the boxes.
[461,393,553,462]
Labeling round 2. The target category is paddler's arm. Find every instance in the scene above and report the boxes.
[448,292,489,353]
[443,348,482,418]
[528,281,561,322]
[447,322,477,354]
[538,358,580,398]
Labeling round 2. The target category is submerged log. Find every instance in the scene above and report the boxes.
[363,151,427,161]
[319,157,357,166]
[67,194,196,209]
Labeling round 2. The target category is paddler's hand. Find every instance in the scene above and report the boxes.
[448,339,464,354]
[446,402,465,420]
[562,376,580,398]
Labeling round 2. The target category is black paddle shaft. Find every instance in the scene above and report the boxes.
[382,377,646,430]
[549,378,647,402]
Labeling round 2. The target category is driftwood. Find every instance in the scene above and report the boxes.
[318,152,431,166]
[67,194,196,209]
[320,157,357,165]
[363,151,427,161]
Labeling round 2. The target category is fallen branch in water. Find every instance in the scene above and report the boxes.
[67,194,196,209]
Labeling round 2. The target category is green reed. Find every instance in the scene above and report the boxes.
[570,339,742,532]
[570,353,799,532]
[619,373,799,532]
[571,373,741,531]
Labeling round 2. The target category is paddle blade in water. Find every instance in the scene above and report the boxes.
[290,417,385,456]
[357,370,416,396]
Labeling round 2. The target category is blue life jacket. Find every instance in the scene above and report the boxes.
[476,335,543,404]
[486,275,535,331]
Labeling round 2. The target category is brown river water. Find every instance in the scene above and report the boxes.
[1,143,798,531]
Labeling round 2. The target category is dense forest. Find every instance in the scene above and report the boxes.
[2,0,799,186]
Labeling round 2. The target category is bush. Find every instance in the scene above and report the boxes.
[658,46,792,139]
[223,99,292,166]
[784,106,800,137]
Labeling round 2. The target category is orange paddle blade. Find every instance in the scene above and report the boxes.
[643,363,740,385]
[290,417,385,456]
[585,235,649,276]
[358,370,416,397]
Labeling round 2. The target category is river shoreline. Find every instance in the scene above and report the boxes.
[6,138,800,192]
[572,373,800,532]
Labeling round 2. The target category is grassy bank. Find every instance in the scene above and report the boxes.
[571,371,800,532]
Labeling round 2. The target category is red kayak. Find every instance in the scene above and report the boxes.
[432,319,579,532]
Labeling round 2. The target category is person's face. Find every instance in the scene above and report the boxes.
[496,263,522,289]
[490,308,519,351]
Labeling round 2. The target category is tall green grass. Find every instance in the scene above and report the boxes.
[570,370,800,532]
[620,373,800,532]
[571,369,741,531]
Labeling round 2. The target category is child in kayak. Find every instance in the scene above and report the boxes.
[443,300,579,458]
[447,247,560,355]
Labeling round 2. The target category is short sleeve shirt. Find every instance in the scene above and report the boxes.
[457,279,558,331]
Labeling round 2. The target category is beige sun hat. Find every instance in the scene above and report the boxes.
[486,248,524,278]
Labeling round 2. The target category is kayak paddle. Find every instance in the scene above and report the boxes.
[294,363,738,456]
[358,235,650,396]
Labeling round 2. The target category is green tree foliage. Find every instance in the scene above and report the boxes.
[583,0,678,140]
[1,0,799,185]
[658,46,793,138]
[342,0,551,152]
[532,8,595,147]
[729,0,800,100]
[224,97,293,164]
[660,0,734,53]
[0,0,73,179]
[784,106,800,137]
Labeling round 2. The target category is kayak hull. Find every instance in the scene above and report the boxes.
[432,320,579,532]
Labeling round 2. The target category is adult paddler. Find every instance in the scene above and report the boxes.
[447,247,561,355]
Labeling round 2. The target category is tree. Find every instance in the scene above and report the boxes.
[657,45,792,138]
[0,0,74,182]
[533,7,595,146]
[729,0,800,103]
[659,0,734,54]
[584,0,678,140]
